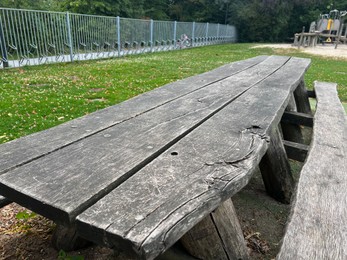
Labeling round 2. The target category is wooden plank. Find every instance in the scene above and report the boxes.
[180,199,249,260]
[283,140,309,162]
[0,195,11,208]
[0,55,268,175]
[0,56,290,225]
[76,57,311,259]
[278,82,347,259]
[294,80,311,114]
[259,127,294,203]
[281,94,304,144]
[281,111,313,127]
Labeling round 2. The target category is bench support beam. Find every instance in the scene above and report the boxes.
[180,199,249,260]
[283,140,309,162]
[259,127,294,204]
[281,111,313,128]
[281,94,304,144]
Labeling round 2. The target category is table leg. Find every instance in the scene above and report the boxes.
[180,198,249,260]
[259,127,294,204]
[294,80,312,114]
[52,224,92,251]
[281,93,304,144]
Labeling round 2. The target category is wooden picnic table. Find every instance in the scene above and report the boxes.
[0,55,314,259]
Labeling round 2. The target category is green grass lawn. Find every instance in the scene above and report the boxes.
[1,43,346,144]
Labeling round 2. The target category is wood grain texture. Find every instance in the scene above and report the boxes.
[0,195,11,208]
[259,127,294,204]
[0,56,291,225]
[0,55,268,175]
[76,57,311,259]
[181,199,249,260]
[277,82,347,259]
[180,210,230,260]
[210,199,249,260]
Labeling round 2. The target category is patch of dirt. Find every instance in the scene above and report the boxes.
[233,168,292,259]
[0,204,115,260]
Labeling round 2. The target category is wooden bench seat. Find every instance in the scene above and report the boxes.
[277,81,347,259]
[0,55,312,259]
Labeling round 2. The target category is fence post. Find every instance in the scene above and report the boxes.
[173,21,177,48]
[117,16,121,56]
[192,22,195,47]
[217,23,220,43]
[205,22,209,45]
[150,19,153,52]
[0,15,8,68]
[65,12,74,62]
[226,25,230,42]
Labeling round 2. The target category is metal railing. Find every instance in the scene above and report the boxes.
[0,8,237,68]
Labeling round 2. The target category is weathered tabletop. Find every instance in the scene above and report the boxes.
[0,55,311,259]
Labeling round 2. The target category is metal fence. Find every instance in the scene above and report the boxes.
[0,8,237,68]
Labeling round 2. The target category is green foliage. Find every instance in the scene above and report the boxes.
[1,0,346,42]
[16,210,37,220]
[228,0,347,42]
[0,0,61,10]
[0,44,346,145]
[14,210,37,232]
[58,250,84,260]
[60,0,145,17]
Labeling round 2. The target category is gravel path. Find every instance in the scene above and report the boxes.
[253,43,347,59]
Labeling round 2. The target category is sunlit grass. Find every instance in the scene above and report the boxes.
[0,43,346,144]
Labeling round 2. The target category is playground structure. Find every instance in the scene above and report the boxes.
[293,9,347,48]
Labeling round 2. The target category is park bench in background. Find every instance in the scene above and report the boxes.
[0,55,345,259]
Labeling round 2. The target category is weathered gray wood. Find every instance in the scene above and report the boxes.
[0,195,11,208]
[281,111,313,127]
[277,82,347,259]
[294,80,312,114]
[180,199,249,260]
[281,94,304,144]
[0,55,268,175]
[0,56,292,225]
[76,57,311,259]
[259,127,295,204]
[51,224,92,251]
[283,140,309,162]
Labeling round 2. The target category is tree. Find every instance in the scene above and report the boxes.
[1,0,346,42]
[60,0,145,18]
[0,0,61,10]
